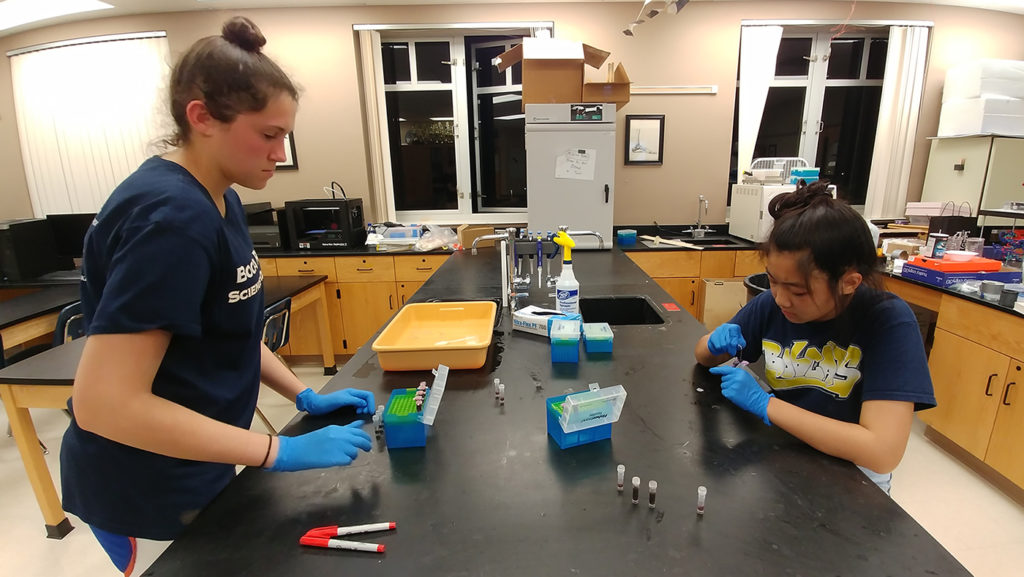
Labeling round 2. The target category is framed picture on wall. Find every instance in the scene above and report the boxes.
[277,132,298,170]
[624,115,664,165]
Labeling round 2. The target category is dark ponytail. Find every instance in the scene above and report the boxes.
[167,16,297,146]
[761,181,881,304]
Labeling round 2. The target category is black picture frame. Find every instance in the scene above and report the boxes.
[276,132,298,171]
[624,114,665,165]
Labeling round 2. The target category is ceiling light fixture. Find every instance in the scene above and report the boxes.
[0,0,113,33]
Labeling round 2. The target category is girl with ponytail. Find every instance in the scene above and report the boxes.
[695,181,935,494]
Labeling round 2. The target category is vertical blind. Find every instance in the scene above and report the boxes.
[9,33,170,216]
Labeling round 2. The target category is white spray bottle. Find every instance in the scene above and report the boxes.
[553,230,579,314]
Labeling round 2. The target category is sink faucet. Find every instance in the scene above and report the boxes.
[562,226,606,249]
[471,227,519,310]
[686,195,713,238]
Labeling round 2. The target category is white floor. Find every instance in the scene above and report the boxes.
[2,365,1022,576]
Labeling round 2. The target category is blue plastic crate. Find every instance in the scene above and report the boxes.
[383,388,428,448]
[546,394,612,449]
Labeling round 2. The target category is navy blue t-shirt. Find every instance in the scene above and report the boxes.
[730,286,935,423]
[60,156,264,540]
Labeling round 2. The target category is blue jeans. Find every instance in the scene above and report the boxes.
[858,465,893,495]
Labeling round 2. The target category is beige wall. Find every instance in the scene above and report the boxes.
[1,2,1022,225]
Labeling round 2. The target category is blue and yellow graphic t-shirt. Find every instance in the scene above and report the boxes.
[730,286,935,423]
[60,156,264,540]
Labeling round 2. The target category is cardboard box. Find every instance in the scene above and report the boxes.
[937,97,1024,137]
[495,38,610,107]
[899,262,1022,287]
[698,278,747,329]
[457,224,495,248]
[583,62,631,107]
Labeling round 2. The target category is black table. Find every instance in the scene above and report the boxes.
[0,276,333,538]
[144,250,969,576]
[0,285,81,358]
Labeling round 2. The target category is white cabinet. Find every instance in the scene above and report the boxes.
[921,136,1024,224]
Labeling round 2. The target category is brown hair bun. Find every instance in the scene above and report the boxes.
[222,16,266,53]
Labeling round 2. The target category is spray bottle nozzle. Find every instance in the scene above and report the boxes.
[553,231,576,263]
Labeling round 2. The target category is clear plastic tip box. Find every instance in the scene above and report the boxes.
[546,385,627,449]
[382,365,448,449]
[549,318,581,363]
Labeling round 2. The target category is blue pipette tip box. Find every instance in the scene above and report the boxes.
[549,318,581,363]
[545,385,626,449]
[382,388,428,448]
[582,322,613,354]
[546,395,611,449]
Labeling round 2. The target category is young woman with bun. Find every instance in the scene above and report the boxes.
[695,181,935,493]
[60,17,373,574]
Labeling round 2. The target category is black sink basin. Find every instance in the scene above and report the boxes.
[682,237,748,247]
[579,295,666,326]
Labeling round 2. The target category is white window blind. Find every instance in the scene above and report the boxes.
[9,33,170,216]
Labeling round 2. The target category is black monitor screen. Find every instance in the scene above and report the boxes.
[46,213,96,259]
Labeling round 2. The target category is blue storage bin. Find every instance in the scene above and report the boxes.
[546,394,612,449]
[383,388,428,448]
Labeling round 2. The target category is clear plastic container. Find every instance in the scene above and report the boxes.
[383,225,421,239]
[558,384,627,433]
[582,322,613,354]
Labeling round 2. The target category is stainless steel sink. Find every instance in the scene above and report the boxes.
[579,295,666,326]
[639,236,748,249]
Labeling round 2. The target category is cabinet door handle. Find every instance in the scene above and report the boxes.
[389,294,394,310]
[298,268,314,273]
[401,294,407,306]
[356,267,374,272]
[985,373,998,396]
[1003,382,1015,406]
[690,292,695,306]
[415,266,432,271]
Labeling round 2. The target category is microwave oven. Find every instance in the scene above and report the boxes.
[283,199,367,250]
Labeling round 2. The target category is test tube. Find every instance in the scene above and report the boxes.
[697,485,707,515]
[631,477,640,504]
[498,383,505,405]
[616,464,625,492]
[648,480,657,508]
[493,378,501,399]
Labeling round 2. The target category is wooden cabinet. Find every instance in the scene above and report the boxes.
[395,254,449,282]
[985,363,1024,487]
[628,249,758,323]
[397,281,424,307]
[921,329,1009,459]
[339,281,399,351]
[652,277,699,318]
[276,256,337,281]
[336,255,394,282]
[259,257,278,277]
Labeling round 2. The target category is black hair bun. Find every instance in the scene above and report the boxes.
[767,180,833,219]
[222,16,266,53]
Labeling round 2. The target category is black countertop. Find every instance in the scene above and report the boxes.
[0,284,81,330]
[146,249,968,577]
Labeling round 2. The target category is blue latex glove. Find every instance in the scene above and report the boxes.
[267,422,372,472]
[295,387,375,416]
[708,365,774,426]
[707,323,747,357]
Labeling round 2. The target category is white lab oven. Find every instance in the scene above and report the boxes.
[525,103,615,249]
[728,183,796,243]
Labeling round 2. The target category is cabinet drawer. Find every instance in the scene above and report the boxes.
[627,252,701,278]
[336,256,395,282]
[258,257,278,277]
[936,296,1024,359]
[733,250,763,278]
[700,251,736,278]
[275,257,336,282]
[395,254,450,281]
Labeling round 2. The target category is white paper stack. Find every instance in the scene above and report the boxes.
[938,59,1024,137]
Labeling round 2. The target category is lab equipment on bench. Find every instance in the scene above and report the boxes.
[371,301,496,371]
[553,229,580,314]
[525,103,615,250]
[382,365,449,449]
[546,383,627,449]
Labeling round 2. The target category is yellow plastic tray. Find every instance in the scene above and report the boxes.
[371,301,497,371]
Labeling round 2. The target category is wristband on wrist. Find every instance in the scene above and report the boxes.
[259,434,274,468]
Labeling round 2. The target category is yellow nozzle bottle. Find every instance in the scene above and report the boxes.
[553,231,575,263]
[552,231,579,314]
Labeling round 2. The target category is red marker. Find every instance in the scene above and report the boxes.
[305,522,396,537]
[299,536,385,553]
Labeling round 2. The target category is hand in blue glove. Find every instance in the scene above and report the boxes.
[295,387,375,416]
[268,422,372,472]
[707,323,747,357]
[708,365,773,426]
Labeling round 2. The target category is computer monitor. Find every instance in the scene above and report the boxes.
[46,213,96,259]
